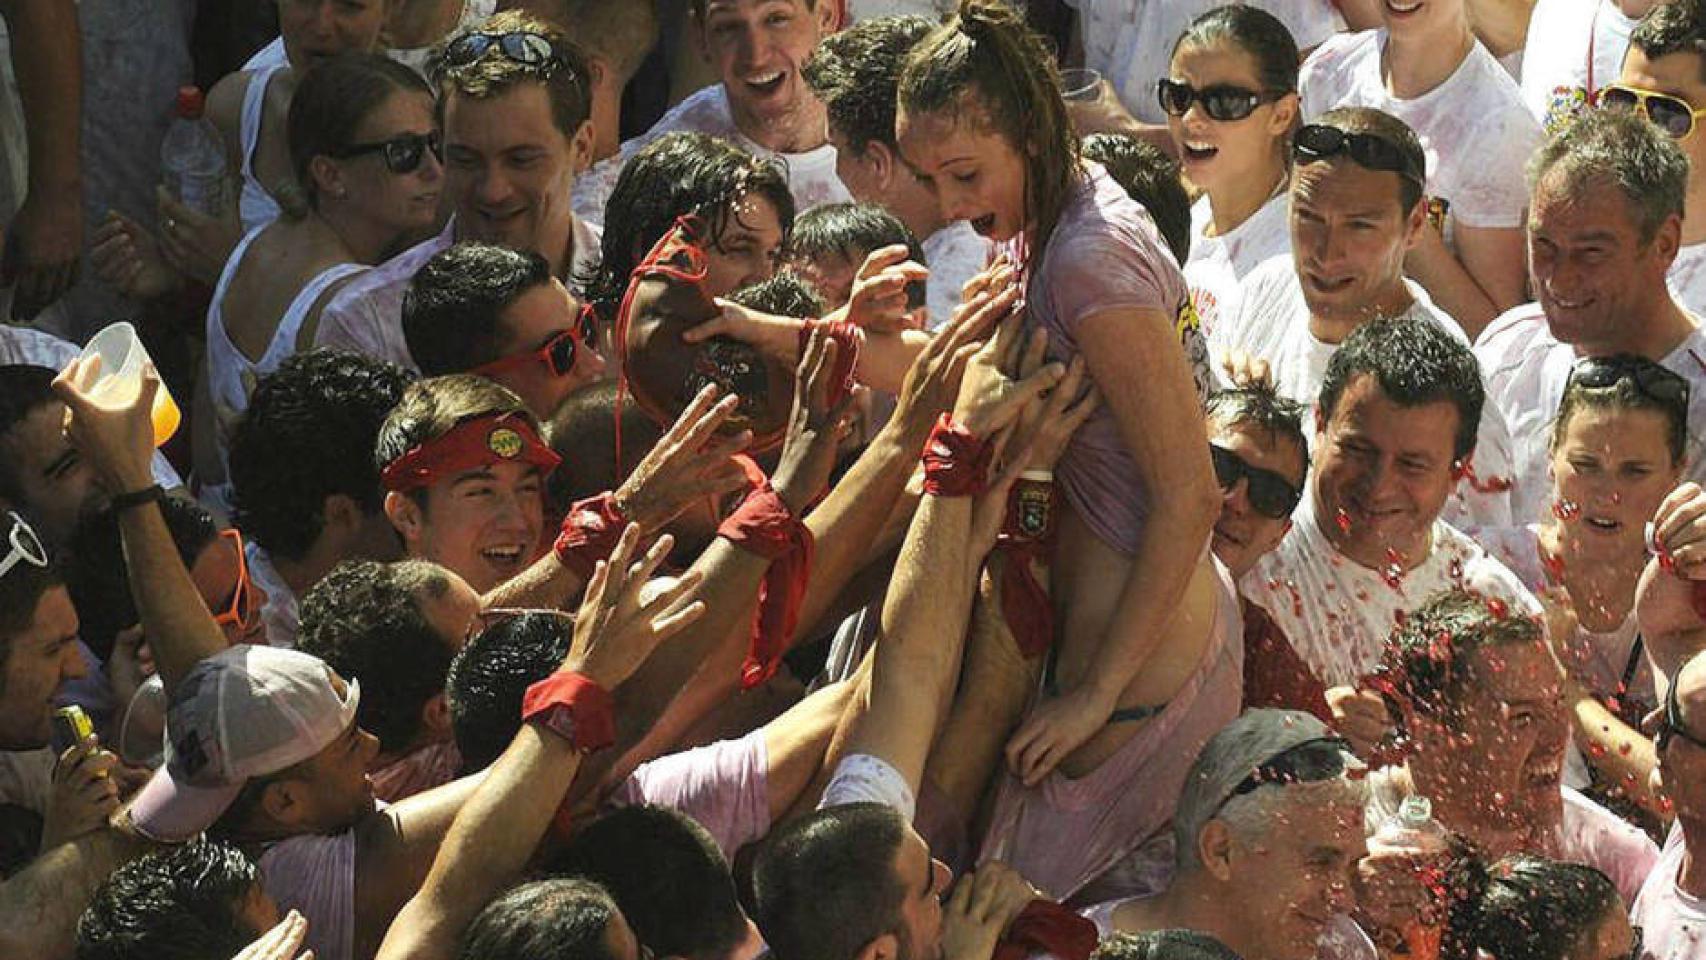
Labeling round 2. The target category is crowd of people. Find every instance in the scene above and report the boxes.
[2,0,1706,959]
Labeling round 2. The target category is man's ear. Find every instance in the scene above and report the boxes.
[569,119,596,176]
[384,490,423,544]
[1198,819,1236,882]
[855,932,901,960]
[420,692,453,741]
[258,777,306,829]
[815,0,842,35]
[866,140,896,190]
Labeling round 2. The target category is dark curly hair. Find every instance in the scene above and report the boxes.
[1441,854,1621,960]
[403,242,555,375]
[802,15,936,156]
[582,132,794,310]
[230,349,413,562]
[76,838,263,960]
[297,559,458,752]
[1370,589,1543,736]
[1317,314,1484,463]
[445,610,572,771]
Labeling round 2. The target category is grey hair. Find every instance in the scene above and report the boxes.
[1528,108,1689,245]
[1173,709,1366,870]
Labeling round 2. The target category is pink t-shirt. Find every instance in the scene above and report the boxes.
[609,729,770,860]
[370,740,463,804]
[259,822,364,960]
[977,558,1243,901]
[1632,824,1706,960]
[1028,162,1207,556]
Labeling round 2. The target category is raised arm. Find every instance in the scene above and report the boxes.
[375,526,705,960]
[0,0,82,320]
[1638,482,1706,683]
[53,359,227,693]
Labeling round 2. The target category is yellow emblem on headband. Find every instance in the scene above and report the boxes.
[488,427,524,459]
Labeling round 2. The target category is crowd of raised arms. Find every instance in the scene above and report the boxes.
[7,0,1706,959]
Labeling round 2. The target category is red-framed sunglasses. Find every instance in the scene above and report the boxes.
[211,528,260,634]
[473,301,600,380]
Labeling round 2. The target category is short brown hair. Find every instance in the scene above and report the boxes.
[1308,106,1427,213]
[434,10,593,139]
[374,375,537,479]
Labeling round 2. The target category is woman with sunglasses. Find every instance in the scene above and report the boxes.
[898,0,1219,786]
[194,53,445,515]
[1159,6,1301,340]
[1479,354,1689,819]
[1299,0,1541,340]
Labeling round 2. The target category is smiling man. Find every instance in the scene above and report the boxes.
[316,10,602,373]
[1476,107,1706,528]
[375,375,559,594]
[1216,107,1517,533]
[1240,315,1537,725]
[571,0,853,227]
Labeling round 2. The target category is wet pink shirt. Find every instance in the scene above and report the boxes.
[977,558,1243,901]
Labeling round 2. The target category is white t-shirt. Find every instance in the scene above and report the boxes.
[1242,490,1539,689]
[1633,824,1706,960]
[1186,191,1291,346]
[315,216,601,373]
[1300,30,1542,231]
[239,0,499,76]
[1214,255,1518,532]
[1671,244,1706,317]
[0,325,184,490]
[1518,0,1638,135]
[1366,766,1659,905]
[922,221,991,331]
[571,85,853,228]
[247,540,299,650]
[1474,304,1706,526]
[1069,0,1344,125]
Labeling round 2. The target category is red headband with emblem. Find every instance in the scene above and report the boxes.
[380,413,562,493]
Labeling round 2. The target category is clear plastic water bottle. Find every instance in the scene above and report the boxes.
[160,86,228,217]
[1369,796,1451,960]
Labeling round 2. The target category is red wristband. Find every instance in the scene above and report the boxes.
[718,483,815,689]
[553,492,628,580]
[798,319,864,408]
[922,414,991,497]
[522,672,617,753]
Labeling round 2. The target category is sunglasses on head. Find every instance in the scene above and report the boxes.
[211,528,260,635]
[332,131,443,175]
[1292,123,1426,188]
[1210,444,1302,520]
[1599,84,1706,140]
[439,31,570,79]
[0,511,47,583]
[1566,355,1691,411]
[1657,680,1706,751]
[1216,736,1356,812]
[1156,78,1284,123]
[473,301,600,380]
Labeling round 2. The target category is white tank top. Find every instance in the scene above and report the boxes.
[239,64,286,233]
[202,227,366,513]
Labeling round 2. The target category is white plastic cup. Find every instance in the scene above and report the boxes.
[1060,68,1104,102]
[73,321,181,447]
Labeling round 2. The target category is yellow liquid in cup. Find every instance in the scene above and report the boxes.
[89,370,181,448]
[150,390,181,447]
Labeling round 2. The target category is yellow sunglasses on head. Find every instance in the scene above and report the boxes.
[1599,83,1706,140]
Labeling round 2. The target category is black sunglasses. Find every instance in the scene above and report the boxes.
[439,31,570,79]
[1157,78,1284,123]
[1217,737,1356,812]
[1211,444,1302,520]
[1657,680,1706,752]
[1566,355,1691,411]
[1293,124,1427,188]
[332,131,443,175]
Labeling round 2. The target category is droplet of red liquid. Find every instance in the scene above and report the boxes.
[1553,499,1582,521]
[1485,596,1509,619]
[1336,507,1353,534]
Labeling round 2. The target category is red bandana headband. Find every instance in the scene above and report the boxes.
[380,413,562,493]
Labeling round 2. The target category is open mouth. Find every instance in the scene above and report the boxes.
[970,214,997,236]
[479,544,527,570]
[1182,139,1220,163]
[1524,760,1562,790]
[1306,271,1356,295]
[1582,515,1622,533]
[1386,0,1423,13]
[744,70,787,96]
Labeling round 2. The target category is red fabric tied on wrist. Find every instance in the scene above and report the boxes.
[994,477,1059,658]
[718,483,814,690]
[522,672,617,753]
[992,901,1098,960]
[554,492,627,580]
[797,319,865,408]
[922,415,991,497]
[381,413,560,493]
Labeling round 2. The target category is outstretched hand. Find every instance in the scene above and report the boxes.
[844,244,930,334]
[614,384,752,533]
[771,327,858,513]
[564,525,707,690]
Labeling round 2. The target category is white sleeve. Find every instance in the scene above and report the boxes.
[818,753,917,821]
